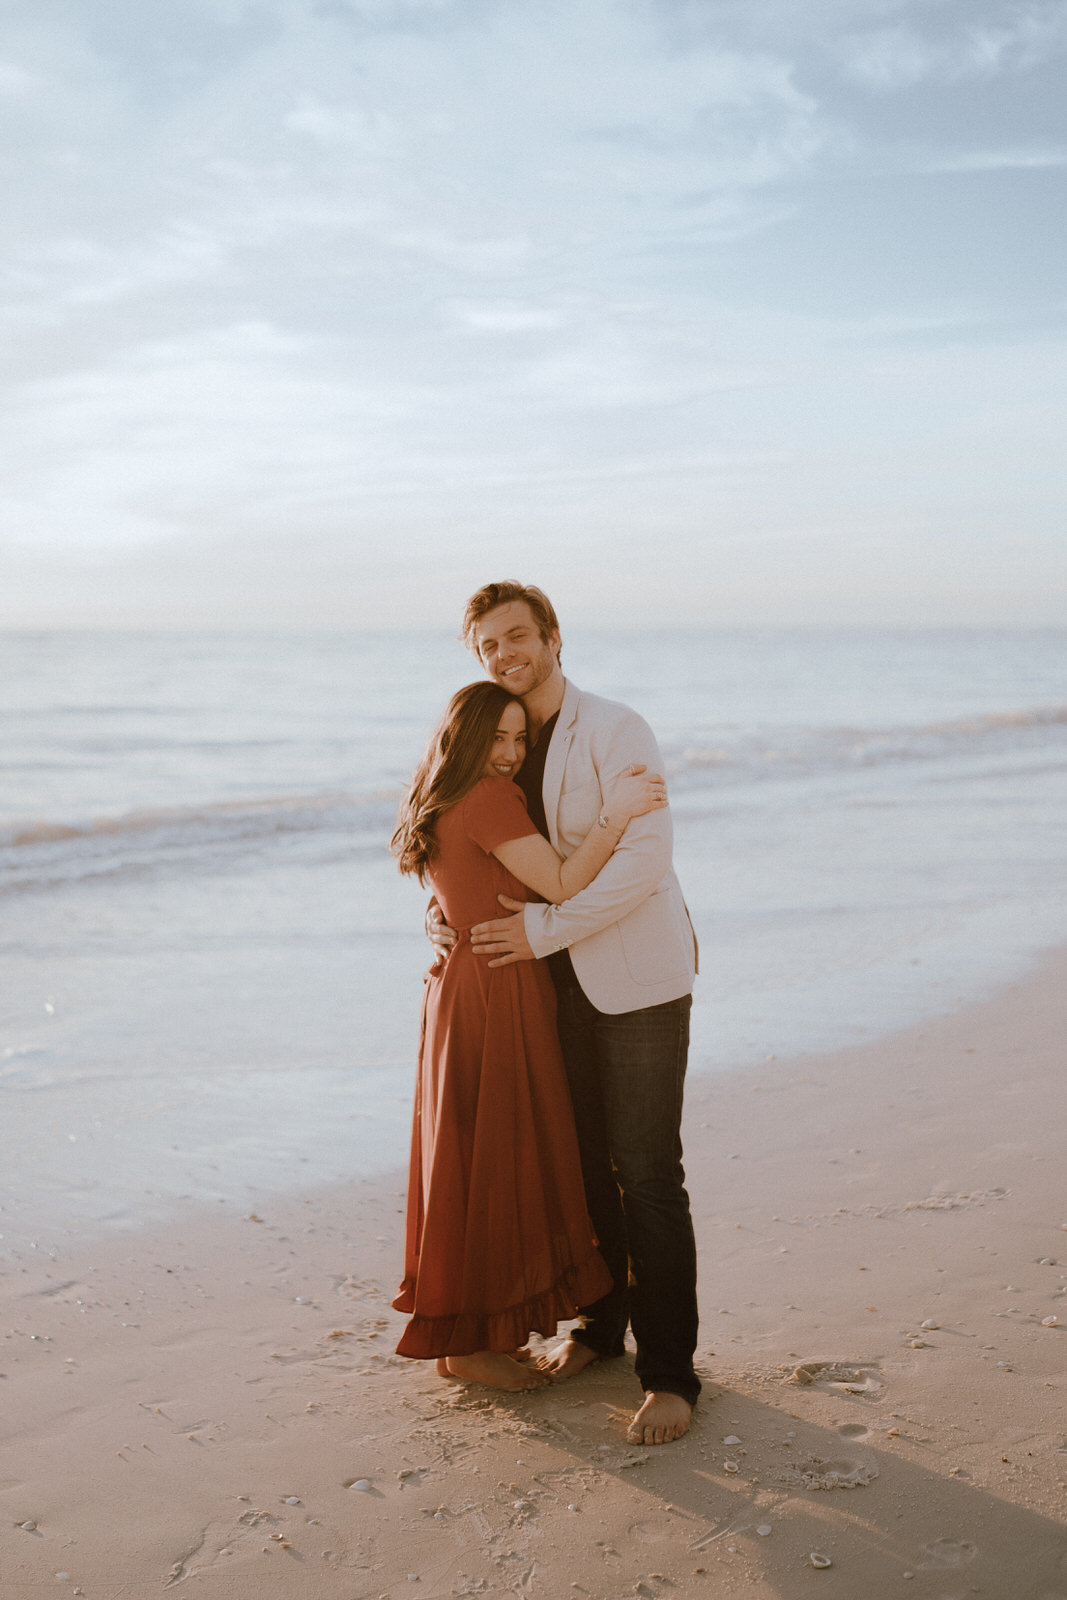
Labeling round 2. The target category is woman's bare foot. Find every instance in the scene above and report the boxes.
[436,1349,534,1381]
[536,1337,601,1382]
[442,1351,550,1390]
[437,1349,531,1379]
[626,1392,692,1445]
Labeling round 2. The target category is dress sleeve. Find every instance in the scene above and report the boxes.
[462,777,541,855]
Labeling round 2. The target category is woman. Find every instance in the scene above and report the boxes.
[390,681,667,1390]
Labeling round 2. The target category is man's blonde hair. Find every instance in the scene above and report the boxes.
[460,581,562,662]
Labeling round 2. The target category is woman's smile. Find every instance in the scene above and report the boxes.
[483,700,527,780]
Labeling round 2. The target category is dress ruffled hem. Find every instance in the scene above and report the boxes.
[392,1248,612,1360]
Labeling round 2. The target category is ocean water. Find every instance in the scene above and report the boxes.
[2,628,1065,1250]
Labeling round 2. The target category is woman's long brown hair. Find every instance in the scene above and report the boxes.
[391,681,522,883]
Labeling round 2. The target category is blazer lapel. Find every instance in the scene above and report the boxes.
[541,678,580,853]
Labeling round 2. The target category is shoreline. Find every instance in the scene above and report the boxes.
[3,951,1067,1597]
[5,917,1064,1262]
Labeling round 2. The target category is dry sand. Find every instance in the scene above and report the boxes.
[3,951,1067,1599]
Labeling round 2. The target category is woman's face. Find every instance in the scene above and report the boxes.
[484,700,527,780]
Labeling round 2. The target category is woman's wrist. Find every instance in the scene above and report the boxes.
[597,811,626,835]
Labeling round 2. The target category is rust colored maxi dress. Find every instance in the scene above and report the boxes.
[393,775,612,1358]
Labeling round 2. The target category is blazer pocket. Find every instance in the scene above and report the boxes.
[618,888,691,985]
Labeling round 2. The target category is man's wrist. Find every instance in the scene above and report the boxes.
[520,901,550,961]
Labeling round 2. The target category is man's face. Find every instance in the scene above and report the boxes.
[473,600,561,699]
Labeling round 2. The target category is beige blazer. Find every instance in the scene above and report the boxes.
[521,678,697,1015]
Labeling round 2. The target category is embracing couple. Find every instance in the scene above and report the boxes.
[389,581,699,1446]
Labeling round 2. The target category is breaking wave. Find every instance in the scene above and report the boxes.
[0,791,400,893]
[3,702,1065,893]
[665,703,1067,787]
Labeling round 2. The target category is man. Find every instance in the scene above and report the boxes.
[430,580,700,1445]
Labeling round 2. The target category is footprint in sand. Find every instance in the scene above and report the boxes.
[628,1520,670,1544]
[775,1448,879,1491]
[790,1360,884,1399]
[837,1422,870,1439]
[794,1457,879,1491]
[919,1537,978,1571]
[163,1511,281,1586]
[331,1274,381,1300]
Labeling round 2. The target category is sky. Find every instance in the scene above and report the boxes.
[2,0,1065,628]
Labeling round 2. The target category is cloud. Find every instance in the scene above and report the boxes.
[1,0,1064,624]
[0,57,46,96]
[446,301,567,333]
[839,3,1067,88]
[0,0,834,382]
[926,145,1067,171]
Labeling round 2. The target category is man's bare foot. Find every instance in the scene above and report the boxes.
[626,1391,692,1445]
[442,1351,549,1390]
[536,1337,601,1382]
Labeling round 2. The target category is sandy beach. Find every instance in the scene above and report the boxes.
[3,949,1066,1600]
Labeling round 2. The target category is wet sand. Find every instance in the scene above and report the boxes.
[3,951,1067,1598]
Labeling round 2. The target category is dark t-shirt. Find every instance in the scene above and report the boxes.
[514,710,559,835]
[514,711,578,988]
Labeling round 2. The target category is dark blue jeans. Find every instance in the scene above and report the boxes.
[553,979,700,1407]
